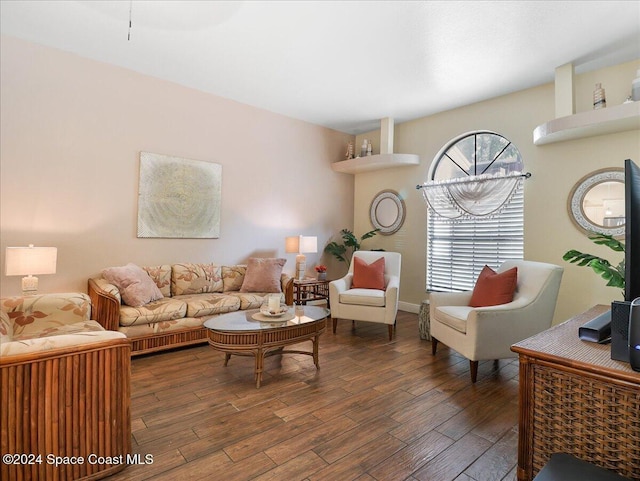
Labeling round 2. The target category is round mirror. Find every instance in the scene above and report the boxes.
[568,168,625,236]
[370,190,406,235]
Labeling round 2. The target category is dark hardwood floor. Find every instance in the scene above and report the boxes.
[109,310,520,481]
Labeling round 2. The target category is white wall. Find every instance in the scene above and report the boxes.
[354,60,640,323]
[3,35,638,323]
[0,36,355,297]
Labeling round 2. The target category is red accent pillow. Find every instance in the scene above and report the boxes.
[468,265,518,307]
[352,256,386,290]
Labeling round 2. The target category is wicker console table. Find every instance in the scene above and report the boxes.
[511,305,640,481]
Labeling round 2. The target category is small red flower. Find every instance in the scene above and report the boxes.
[315,265,327,273]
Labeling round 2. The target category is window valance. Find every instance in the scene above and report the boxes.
[417,171,531,220]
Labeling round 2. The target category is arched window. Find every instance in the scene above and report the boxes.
[421,131,527,292]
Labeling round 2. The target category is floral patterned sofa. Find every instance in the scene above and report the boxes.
[0,293,130,481]
[88,260,292,355]
[0,292,127,355]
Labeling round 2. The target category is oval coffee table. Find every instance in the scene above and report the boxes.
[204,305,329,388]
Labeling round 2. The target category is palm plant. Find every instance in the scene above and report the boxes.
[563,233,625,297]
[324,229,380,264]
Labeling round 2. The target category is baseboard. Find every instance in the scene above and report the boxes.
[399,301,420,314]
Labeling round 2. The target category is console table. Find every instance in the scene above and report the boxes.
[511,305,640,481]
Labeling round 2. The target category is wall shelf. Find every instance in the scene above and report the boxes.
[533,101,640,145]
[331,153,420,174]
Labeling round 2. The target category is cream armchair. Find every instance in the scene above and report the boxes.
[329,251,401,340]
[430,260,563,382]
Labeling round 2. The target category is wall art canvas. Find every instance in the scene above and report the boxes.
[137,152,222,238]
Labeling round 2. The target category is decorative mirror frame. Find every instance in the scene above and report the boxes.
[567,168,625,237]
[370,190,406,235]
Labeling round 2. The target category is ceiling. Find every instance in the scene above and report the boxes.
[1,1,639,134]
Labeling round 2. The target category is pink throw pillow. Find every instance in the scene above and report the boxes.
[239,258,286,293]
[102,263,164,307]
[352,256,386,290]
[468,265,518,307]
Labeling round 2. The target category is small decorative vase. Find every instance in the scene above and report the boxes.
[317,272,327,281]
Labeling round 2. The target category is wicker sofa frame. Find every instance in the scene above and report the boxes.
[88,273,296,356]
[1,337,131,481]
[88,278,209,355]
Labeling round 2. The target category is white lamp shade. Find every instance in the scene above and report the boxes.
[299,236,317,254]
[285,235,317,254]
[5,246,57,276]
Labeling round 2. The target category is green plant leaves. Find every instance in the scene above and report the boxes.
[589,259,625,288]
[325,229,381,263]
[562,232,625,296]
[340,229,360,249]
[360,229,379,241]
[562,250,600,266]
[588,233,624,252]
[324,241,348,264]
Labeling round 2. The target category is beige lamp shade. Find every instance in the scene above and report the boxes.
[5,245,57,295]
[6,246,57,275]
[285,236,300,254]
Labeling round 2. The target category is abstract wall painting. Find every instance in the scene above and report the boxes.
[137,152,222,238]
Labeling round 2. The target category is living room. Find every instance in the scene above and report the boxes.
[1,2,639,480]
[0,2,638,321]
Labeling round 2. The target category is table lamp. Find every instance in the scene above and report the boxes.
[285,235,317,280]
[5,245,57,295]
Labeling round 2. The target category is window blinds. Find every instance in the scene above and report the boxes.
[426,186,524,292]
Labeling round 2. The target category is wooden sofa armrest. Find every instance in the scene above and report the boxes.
[284,277,294,305]
[0,335,130,365]
[1,336,131,481]
[88,278,121,331]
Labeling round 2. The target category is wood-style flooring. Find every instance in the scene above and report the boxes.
[109,310,520,481]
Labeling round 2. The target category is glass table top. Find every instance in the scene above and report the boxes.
[204,305,330,331]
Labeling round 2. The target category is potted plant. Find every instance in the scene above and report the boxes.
[564,232,630,360]
[324,228,380,264]
[315,265,327,281]
[562,232,625,297]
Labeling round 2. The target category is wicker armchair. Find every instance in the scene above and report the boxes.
[1,293,131,481]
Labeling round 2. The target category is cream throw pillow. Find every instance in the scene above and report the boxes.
[239,258,286,293]
[103,263,164,307]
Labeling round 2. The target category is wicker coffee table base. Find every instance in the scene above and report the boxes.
[207,318,326,388]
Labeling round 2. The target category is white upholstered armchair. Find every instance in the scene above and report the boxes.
[430,260,563,382]
[329,251,401,340]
